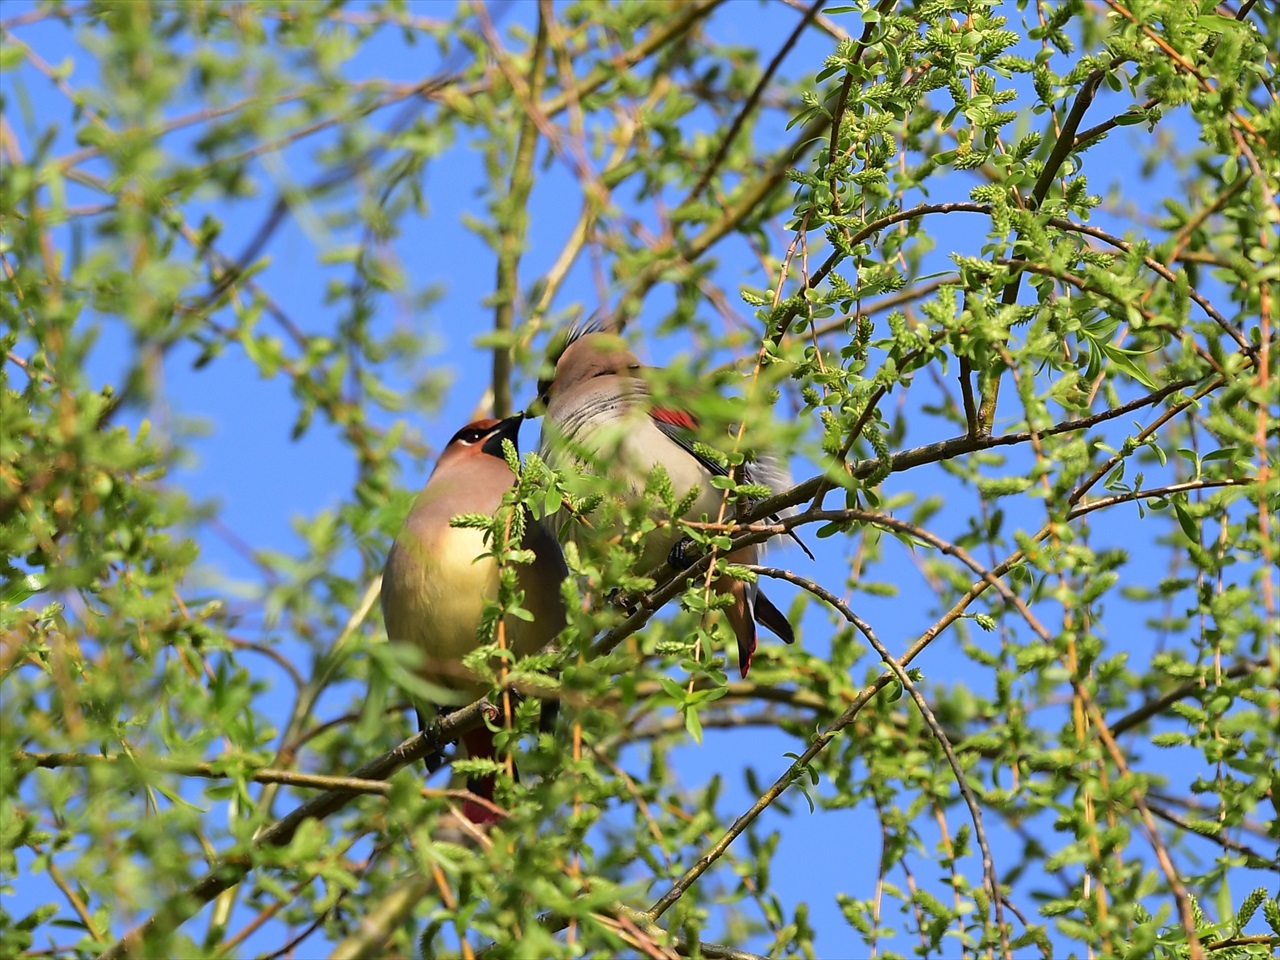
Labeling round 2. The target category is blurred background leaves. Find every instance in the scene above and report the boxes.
[2,1,1278,958]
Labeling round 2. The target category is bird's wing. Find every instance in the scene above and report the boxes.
[742,457,815,561]
[651,407,814,560]
[649,407,731,478]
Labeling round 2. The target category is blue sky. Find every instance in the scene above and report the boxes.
[4,1,1271,957]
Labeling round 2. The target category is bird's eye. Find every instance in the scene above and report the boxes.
[460,428,486,444]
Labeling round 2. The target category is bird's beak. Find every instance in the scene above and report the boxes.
[481,413,525,458]
[497,411,524,437]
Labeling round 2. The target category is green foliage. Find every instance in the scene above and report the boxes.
[3,1,1278,959]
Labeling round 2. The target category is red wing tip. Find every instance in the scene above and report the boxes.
[651,407,699,431]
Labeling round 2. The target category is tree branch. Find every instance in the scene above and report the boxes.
[683,0,826,206]
[94,701,491,960]
[477,0,549,418]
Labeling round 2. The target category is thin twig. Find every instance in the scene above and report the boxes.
[748,565,1010,955]
[474,0,549,418]
[94,701,491,960]
[684,0,826,205]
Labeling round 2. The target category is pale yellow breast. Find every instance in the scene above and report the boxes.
[384,525,499,699]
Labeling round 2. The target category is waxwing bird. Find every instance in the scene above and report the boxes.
[533,324,804,678]
[381,414,568,824]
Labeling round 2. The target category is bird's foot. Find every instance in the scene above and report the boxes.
[668,537,699,571]
[605,587,641,615]
[415,706,452,774]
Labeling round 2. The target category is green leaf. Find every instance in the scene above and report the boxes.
[684,707,703,744]
[1,574,47,605]
[1172,497,1200,543]
[1262,897,1280,936]
[0,45,25,71]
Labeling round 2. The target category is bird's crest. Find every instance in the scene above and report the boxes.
[535,311,617,400]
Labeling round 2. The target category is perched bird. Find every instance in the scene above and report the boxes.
[381,414,567,824]
[533,324,801,678]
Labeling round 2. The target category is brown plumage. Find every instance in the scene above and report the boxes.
[382,415,567,823]
[535,328,796,678]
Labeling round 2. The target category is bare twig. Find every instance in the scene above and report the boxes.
[684,0,826,206]
[749,565,1010,956]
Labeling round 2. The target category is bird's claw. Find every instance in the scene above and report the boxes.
[604,587,640,616]
[668,537,698,571]
[415,706,453,774]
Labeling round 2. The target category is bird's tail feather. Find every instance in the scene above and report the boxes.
[753,589,794,645]
[460,726,506,825]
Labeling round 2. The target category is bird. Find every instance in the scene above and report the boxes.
[532,322,802,678]
[381,414,568,824]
